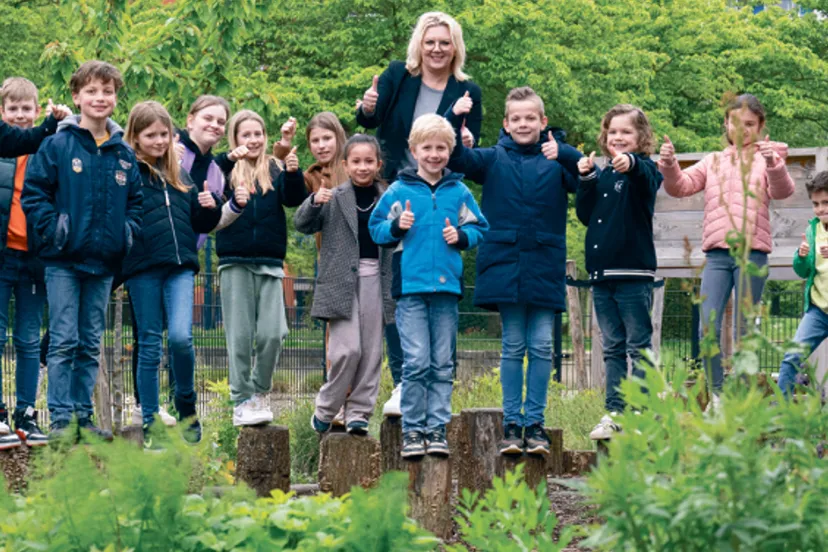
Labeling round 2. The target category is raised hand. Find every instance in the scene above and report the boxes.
[453,91,472,116]
[228,145,249,162]
[659,135,675,165]
[610,146,631,173]
[234,183,250,208]
[361,75,379,114]
[443,217,459,245]
[398,200,415,230]
[757,135,779,165]
[461,122,475,148]
[198,181,217,209]
[314,186,333,205]
[46,99,72,121]
[799,233,810,258]
[281,117,297,143]
[541,131,559,160]
[285,146,299,172]
[578,151,596,175]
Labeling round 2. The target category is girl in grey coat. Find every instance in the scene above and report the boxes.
[295,135,394,434]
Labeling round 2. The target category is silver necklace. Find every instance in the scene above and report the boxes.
[356,198,377,212]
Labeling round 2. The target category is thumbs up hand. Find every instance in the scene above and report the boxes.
[610,146,632,173]
[541,131,559,160]
[398,199,415,230]
[198,180,217,209]
[799,232,810,258]
[453,91,473,116]
[234,183,250,208]
[280,116,297,143]
[578,152,596,175]
[361,74,380,114]
[228,145,249,162]
[659,135,675,165]
[757,134,779,165]
[443,217,459,245]
[46,99,72,121]
[461,121,475,148]
[285,146,299,173]
[314,186,333,205]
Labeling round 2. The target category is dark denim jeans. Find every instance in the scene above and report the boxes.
[777,304,828,396]
[126,267,196,426]
[396,294,457,434]
[385,322,403,387]
[45,267,113,426]
[0,251,45,412]
[593,280,653,413]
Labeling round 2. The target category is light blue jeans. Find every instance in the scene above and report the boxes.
[396,294,458,434]
[498,303,555,427]
[777,304,828,397]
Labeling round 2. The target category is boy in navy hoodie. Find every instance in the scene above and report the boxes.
[0,99,71,158]
[449,87,581,456]
[369,113,488,458]
[22,61,142,440]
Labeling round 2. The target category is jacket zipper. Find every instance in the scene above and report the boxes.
[165,184,182,265]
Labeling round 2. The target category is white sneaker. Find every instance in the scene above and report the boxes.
[332,406,345,427]
[158,407,177,427]
[382,385,402,417]
[132,405,143,426]
[704,394,722,415]
[0,419,10,435]
[589,413,621,440]
[253,393,273,416]
[233,399,272,427]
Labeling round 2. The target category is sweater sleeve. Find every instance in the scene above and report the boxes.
[793,223,814,280]
[575,168,601,226]
[556,143,584,187]
[445,108,494,183]
[464,82,483,147]
[454,184,489,250]
[21,139,60,244]
[658,155,708,198]
[278,164,310,207]
[189,184,223,234]
[369,185,405,246]
[294,193,327,235]
[628,155,663,200]
[0,115,58,158]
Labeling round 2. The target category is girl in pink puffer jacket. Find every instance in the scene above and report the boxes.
[658,94,795,404]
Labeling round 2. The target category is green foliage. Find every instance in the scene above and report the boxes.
[204,378,240,460]
[448,466,573,552]
[275,399,321,483]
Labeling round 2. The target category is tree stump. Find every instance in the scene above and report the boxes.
[563,450,597,475]
[456,408,503,494]
[406,455,453,541]
[0,446,31,492]
[596,439,609,456]
[235,425,291,497]
[495,454,548,492]
[318,432,380,497]
[545,427,564,476]
[118,425,144,448]
[380,416,403,472]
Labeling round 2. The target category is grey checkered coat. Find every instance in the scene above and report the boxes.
[294,180,395,323]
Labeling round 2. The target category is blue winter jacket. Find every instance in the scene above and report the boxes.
[21,116,143,275]
[369,169,488,298]
[446,111,582,312]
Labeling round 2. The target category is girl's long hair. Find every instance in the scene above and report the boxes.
[227,110,277,195]
[305,112,349,188]
[125,100,187,192]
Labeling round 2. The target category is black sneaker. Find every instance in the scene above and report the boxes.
[77,416,114,442]
[524,423,551,456]
[183,419,202,444]
[311,414,331,433]
[401,431,425,459]
[143,423,165,452]
[425,427,450,457]
[346,420,368,436]
[13,407,48,447]
[499,422,524,456]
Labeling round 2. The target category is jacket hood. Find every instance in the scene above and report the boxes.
[497,125,567,154]
[57,114,124,137]
[396,167,465,187]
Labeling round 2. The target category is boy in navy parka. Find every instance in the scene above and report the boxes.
[369,113,488,459]
[22,61,142,440]
[0,99,71,158]
[449,87,581,456]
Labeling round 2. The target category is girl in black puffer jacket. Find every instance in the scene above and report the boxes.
[123,101,247,446]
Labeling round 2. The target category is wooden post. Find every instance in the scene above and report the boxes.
[495,454,548,492]
[119,425,144,447]
[318,433,381,497]
[721,293,734,360]
[380,416,403,472]
[236,425,291,497]
[590,296,604,391]
[565,260,587,389]
[456,408,503,494]
[562,450,597,475]
[545,427,564,476]
[95,346,112,432]
[406,456,453,541]
[651,278,665,361]
[0,446,31,493]
[112,287,125,433]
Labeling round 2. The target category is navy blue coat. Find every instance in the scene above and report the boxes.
[356,60,482,181]
[447,112,582,312]
[0,115,58,158]
[21,117,143,275]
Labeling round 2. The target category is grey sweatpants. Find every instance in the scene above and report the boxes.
[220,265,289,405]
[315,259,383,424]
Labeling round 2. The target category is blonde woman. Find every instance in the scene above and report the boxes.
[218,110,308,426]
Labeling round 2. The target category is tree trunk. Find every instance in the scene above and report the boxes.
[94,345,112,431]
[545,427,564,476]
[563,450,597,475]
[407,455,453,541]
[235,425,291,497]
[0,446,30,493]
[456,408,503,494]
[495,453,548,492]
[112,287,125,432]
[318,432,381,497]
[380,416,403,472]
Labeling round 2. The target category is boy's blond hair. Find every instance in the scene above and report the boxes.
[408,113,455,153]
[0,77,38,107]
[504,86,545,118]
[406,12,469,82]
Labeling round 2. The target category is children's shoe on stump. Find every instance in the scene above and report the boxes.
[14,407,48,447]
[346,420,368,435]
[0,409,21,450]
[401,431,425,458]
[589,413,621,440]
[233,399,272,427]
[425,427,450,457]
[499,422,524,455]
[332,406,346,427]
[311,414,331,433]
[78,416,114,442]
[158,407,178,427]
[524,423,551,455]
[382,385,402,417]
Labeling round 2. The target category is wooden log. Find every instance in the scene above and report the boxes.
[590,296,604,390]
[545,427,564,476]
[0,446,31,492]
[318,432,380,497]
[651,278,665,361]
[406,455,453,541]
[495,453,548,492]
[721,294,734,361]
[235,425,291,497]
[563,450,597,475]
[456,408,503,494]
[94,344,113,432]
[112,287,125,433]
[566,260,587,389]
[380,416,403,472]
[118,424,144,448]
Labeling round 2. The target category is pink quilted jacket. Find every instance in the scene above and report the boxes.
[658,142,795,253]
